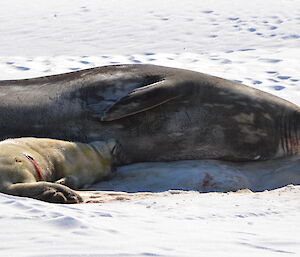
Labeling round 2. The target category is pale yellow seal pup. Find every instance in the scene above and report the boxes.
[0,137,117,203]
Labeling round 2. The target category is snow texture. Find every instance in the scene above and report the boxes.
[0,0,299,256]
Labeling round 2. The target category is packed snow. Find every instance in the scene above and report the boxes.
[0,0,299,256]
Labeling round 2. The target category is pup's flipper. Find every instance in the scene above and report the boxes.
[2,182,83,204]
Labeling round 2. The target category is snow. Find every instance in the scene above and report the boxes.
[0,0,300,256]
[1,186,299,257]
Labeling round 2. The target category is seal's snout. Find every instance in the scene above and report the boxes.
[107,139,123,168]
[106,138,118,153]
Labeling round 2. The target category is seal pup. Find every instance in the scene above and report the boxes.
[0,64,300,164]
[0,137,117,203]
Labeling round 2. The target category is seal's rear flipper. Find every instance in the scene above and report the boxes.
[100,80,182,121]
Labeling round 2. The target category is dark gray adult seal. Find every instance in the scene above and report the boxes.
[0,64,299,164]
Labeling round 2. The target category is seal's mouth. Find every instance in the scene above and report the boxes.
[23,153,45,181]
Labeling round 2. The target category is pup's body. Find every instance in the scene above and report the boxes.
[0,138,116,203]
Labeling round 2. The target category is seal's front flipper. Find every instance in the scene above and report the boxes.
[2,182,83,203]
[100,79,182,121]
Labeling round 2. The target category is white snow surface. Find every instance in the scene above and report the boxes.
[0,0,300,256]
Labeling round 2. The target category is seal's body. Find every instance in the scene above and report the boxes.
[0,138,116,203]
[0,64,299,164]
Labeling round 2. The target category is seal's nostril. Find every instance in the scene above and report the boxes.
[15,158,22,163]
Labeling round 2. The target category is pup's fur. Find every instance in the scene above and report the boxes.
[0,138,116,203]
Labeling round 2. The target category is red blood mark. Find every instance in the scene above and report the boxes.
[202,173,213,187]
[202,173,217,189]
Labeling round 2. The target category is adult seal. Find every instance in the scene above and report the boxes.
[0,64,299,164]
